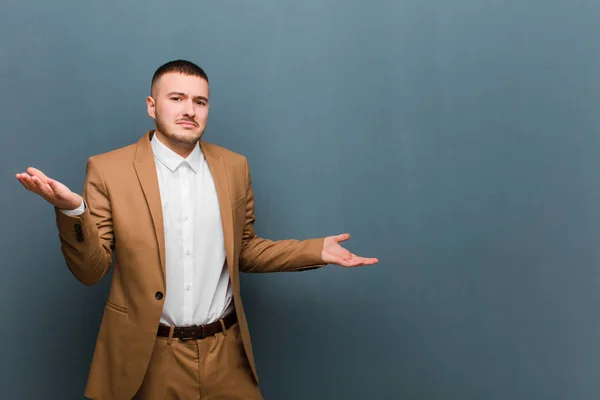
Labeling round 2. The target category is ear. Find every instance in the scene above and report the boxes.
[146,96,156,119]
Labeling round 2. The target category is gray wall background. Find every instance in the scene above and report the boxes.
[2,0,600,399]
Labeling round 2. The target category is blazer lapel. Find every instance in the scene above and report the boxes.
[133,131,166,282]
[201,140,235,279]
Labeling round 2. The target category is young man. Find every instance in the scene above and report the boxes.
[16,60,378,399]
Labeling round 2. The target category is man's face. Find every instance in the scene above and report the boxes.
[146,72,210,148]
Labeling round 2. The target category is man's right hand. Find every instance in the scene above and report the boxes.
[16,167,82,210]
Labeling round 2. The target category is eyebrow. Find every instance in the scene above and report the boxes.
[167,92,208,102]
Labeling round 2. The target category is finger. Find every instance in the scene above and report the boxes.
[26,167,50,184]
[334,233,351,243]
[30,175,54,197]
[334,253,362,267]
[343,259,364,268]
[47,179,62,196]
[355,257,379,265]
[342,256,378,267]
[16,176,35,192]
[18,174,39,192]
[360,258,379,265]
[48,178,64,198]
[336,257,356,267]
[350,252,378,262]
[15,173,26,184]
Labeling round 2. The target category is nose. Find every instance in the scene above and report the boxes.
[183,99,196,117]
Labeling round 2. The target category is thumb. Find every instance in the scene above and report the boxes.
[334,233,351,243]
[47,178,70,198]
[47,178,60,192]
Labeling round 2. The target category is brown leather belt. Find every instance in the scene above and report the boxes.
[157,311,237,341]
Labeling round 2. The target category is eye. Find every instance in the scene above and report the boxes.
[171,97,181,101]
[196,100,207,106]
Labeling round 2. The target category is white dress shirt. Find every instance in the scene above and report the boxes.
[62,134,234,326]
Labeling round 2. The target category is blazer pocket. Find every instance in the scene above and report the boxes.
[232,196,246,210]
[105,300,128,315]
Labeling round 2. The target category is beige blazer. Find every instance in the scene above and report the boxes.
[55,131,325,400]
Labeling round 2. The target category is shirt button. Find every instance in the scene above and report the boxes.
[181,181,187,187]
[185,284,192,291]
[184,215,189,221]
[155,291,164,300]
[186,249,192,255]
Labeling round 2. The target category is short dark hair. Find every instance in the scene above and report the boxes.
[151,60,209,94]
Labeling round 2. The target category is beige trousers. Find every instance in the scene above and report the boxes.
[135,322,263,400]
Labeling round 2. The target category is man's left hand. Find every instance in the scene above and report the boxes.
[321,233,379,267]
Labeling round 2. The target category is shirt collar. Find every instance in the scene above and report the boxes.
[150,132,203,173]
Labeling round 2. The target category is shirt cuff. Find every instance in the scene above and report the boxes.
[59,198,85,216]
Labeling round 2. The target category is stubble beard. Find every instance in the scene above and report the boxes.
[155,114,204,149]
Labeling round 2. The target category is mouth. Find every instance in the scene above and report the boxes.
[176,121,198,128]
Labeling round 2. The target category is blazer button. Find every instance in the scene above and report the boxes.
[155,291,164,300]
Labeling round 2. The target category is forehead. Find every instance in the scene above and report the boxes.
[154,73,209,97]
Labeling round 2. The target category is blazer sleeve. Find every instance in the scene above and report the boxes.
[54,156,114,285]
[238,158,327,273]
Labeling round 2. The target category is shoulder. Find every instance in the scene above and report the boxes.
[201,141,248,170]
[86,142,137,171]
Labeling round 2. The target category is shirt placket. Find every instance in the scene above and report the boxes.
[179,165,194,326]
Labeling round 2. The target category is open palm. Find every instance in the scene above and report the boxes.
[15,167,82,210]
[321,233,378,268]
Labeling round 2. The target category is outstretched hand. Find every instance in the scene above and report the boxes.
[321,233,378,267]
[16,167,82,210]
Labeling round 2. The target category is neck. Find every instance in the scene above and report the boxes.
[154,129,196,158]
